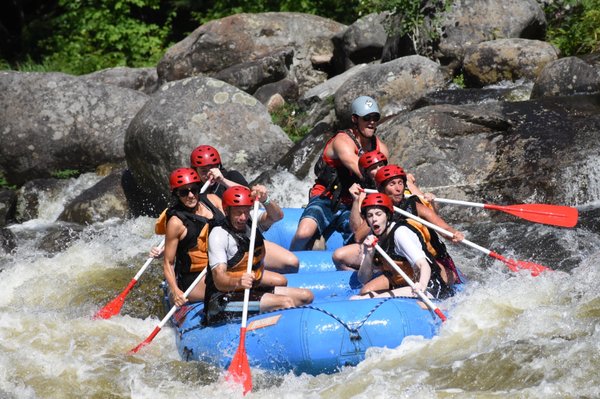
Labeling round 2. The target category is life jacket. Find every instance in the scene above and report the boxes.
[376,221,452,298]
[394,196,448,259]
[312,128,382,207]
[203,220,266,324]
[220,222,266,287]
[154,194,225,235]
[373,222,416,288]
[160,195,226,275]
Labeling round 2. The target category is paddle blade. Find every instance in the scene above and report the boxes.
[93,279,137,320]
[128,326,161,354]
[489,251,551,277]
[486,203,578,228]
[93,294,125,319]
[226,327,252,395]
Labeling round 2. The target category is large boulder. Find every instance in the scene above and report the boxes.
[376,94,600,222]
[0,72,149,186]
[80,67,159,94]
[332,12,388,71]
[156,13,346,95]
[463,38,558,87]
[124,75,292,214]
[334,55,449,121]
[531,56,600,98]
[436,0,546,67]
[58,170,129,224]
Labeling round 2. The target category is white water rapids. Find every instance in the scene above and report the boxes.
[1,171,599,399]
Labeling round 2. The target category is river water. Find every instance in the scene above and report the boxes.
[1,170,599,399]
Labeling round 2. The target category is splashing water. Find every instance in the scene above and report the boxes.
[1,169,599,398]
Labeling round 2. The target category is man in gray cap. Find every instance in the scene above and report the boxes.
[290,96,389,251]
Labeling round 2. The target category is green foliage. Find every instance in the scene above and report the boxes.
[32,0,173,75]
[542,0,600,56]
[0,176,16,190]
[51,169,81,179]
[451,73,465,88]
[357,0,451,55]
[270,103,311,143]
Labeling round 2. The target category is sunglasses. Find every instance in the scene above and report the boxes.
[176,185,201,197]
[361,114,380,122]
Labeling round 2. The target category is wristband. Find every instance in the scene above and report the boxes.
[262,196,271,206]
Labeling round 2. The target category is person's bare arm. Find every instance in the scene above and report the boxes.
[251,184,283,230]
[163,217,187,306]
[212,263,253,291]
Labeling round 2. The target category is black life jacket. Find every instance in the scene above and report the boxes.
[166,195,225,276]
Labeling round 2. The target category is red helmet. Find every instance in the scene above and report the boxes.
[375,165,407,187]
[361,193,394,215]
[359,150,388,170]
[169,168,200,191]
[222,186,254,209]
[190,145,221,168]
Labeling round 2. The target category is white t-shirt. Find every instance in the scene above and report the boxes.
[208,218,265,270]
[392,224,428,266]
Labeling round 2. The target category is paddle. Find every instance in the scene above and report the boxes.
[226,199,260,395]
[363,188,551,276]
[128,268,207,354]
[94,180,211,320]
[373,242,447,322]
[432,198,578,228]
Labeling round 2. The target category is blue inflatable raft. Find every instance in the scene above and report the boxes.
[163,208,460,375]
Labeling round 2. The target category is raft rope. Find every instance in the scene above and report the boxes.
[179,296,420,339]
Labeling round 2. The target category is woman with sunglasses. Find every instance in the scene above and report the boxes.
[290,95,390,251]
[162,168,226,307]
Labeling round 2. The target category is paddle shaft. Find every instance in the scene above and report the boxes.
[373,244,447,322]
[241,200,261,328]
[362,189,550,274]
[129,268,207,353]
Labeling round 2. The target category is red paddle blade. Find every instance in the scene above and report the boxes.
[512,260,551,277]
[94,279,137,320]
[489,251,552,277]
[486,203,578,228]
[93,293,126,320]
[128,326,161,354]
[226,328,252,395]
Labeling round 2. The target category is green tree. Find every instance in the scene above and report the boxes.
[34,0,173,75]
[543,0,600,56]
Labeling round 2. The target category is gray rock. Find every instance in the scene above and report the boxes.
[334,55,450,121]
[58,170,129,224]
[531,56,600,98]
[124,75,292,213]
[80,66,159,94]
[463,38,558,87]
[332,12,388,71]
[214,48,293,94]
[156,13,346,95]
[0,189,16,227]
[0,71,148,185]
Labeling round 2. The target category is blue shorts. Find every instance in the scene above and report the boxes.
[299,195,353,243]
